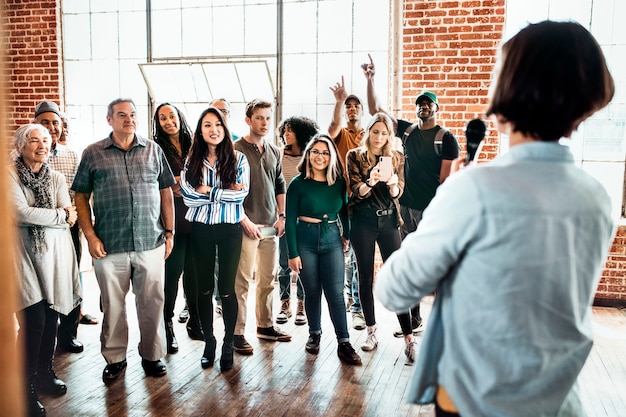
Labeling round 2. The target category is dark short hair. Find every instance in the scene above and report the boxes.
[486,21,614,141]
[276,116,319,150]
[245,99,272,118]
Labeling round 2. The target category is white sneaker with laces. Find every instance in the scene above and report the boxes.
[361,326,378,351]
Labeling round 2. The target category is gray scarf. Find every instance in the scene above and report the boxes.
[15,157,52,254]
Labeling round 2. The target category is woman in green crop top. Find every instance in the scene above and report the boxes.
[285,134,361,366]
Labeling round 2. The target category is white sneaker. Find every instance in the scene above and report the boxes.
[405,340,417,364]
[361,327,378,351]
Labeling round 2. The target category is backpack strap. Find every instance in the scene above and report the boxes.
[402,123,419,148]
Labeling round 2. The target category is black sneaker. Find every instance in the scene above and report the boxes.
[233,335,254,355]
[256,326,292,342]
[337,342,362,366]
[305,333,321,354]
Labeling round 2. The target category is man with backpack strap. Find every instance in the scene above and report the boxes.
[363,54,460,335]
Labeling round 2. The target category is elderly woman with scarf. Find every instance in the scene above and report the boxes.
[9,124,81,417]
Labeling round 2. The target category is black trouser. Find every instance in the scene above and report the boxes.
[163,232,196,323]
[58,222,81,343]
[350,208,411,332]
[17,300,59,381]
[190,222,242,345]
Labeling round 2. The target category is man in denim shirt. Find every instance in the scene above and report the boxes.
[376,21,615,416]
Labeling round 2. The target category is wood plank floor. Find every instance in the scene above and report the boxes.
[40,270,626,417]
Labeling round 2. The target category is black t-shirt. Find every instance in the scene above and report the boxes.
[396,119,459,210]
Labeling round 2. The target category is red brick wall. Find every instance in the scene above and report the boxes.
[1,0,63,138]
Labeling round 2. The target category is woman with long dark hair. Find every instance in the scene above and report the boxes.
[152,103,200,353]
[180,106,249,371]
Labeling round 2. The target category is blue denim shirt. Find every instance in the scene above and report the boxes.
[375,142,615,417]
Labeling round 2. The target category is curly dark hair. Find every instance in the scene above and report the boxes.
[185,107,237,189]
[276,116,319,151]
[151,103,193,162]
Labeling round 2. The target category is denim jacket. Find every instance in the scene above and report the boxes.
[375,142,615,417]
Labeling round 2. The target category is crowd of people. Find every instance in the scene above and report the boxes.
[10,20,615,417]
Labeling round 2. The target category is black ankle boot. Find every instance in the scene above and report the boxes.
[201,336,216,369]
[26,382,46,417]
[165,320,178,354]
[36,367,67,396]
[220,342,234,371]
[186,316,204,341]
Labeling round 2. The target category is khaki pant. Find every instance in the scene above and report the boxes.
[234,234,278,334]
[94,245,166,364]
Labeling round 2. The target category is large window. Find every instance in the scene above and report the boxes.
[61,0,390,151]
[504,0,626,219]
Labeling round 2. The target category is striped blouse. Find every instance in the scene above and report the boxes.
[180,151,250,225]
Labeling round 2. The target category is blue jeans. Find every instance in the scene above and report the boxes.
[345,245,361,313]
[278,233,304,301]
[296,221,349,342]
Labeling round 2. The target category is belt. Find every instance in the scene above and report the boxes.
[375,209,395,217]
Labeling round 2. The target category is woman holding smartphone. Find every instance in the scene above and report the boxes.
[180,107,249,371]
[346,113,416,360]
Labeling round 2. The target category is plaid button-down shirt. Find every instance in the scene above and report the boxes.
[49,145,79,204]
[71,134,175,254]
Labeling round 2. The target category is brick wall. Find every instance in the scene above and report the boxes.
[1,0,63,138]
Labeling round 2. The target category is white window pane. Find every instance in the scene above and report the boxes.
[282,54,317,105]
[151,0,181,10]
[318,1,353,52]
[582,161,624,218]
[63,0,89,13]
[117,0,145,12]
[244,4,276,55]
[353,1,390,51]
[65,61,93,104]
[119,60,148,102]
[213,6,245,55]
[236,62,275,102]
[93,60,121,99]
[203,63,245,102]
[283,2,317,53]
[119,12,147,59]
[90,0,120,13]
[317,52,354,104]
[547,0,592,24]
[182,8,213,57]
[151,10,182,58]
[614,1,626,43]
[92,13,119,59]
[590,0,614,44]
[62,14,91,60]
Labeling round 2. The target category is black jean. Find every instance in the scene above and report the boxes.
[350,209,411,332]
[190,222,242,345]
[164,232,197,323]
[16,300,59,381]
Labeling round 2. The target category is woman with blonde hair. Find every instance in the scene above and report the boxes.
[346,113,416,360]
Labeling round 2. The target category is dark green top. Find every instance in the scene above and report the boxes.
[285,174,349,258]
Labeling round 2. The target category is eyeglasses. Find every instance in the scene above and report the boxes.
[216,108,230,115]
[310,149,331,158]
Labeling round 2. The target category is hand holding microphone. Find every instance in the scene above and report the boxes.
[464,118,487,166]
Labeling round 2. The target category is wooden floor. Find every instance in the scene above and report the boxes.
[40,270,626,417]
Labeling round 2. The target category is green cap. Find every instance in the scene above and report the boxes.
[415,91,438,106]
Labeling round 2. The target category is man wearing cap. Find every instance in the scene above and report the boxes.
[363,55,460,334]
[328,76,366,332]
[33,101,85,354]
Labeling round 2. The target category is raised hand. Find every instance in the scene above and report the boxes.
[361,53,375,80]
[329,75,348,103]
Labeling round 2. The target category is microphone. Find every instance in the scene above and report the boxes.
[464,118,487,166]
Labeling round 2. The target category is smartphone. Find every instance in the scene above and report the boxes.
[259,226,278,239]
[377,156,393,182]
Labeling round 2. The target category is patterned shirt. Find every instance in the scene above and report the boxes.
[71,134,175,254]
[180,151,249,225]
[49,145,79,203]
